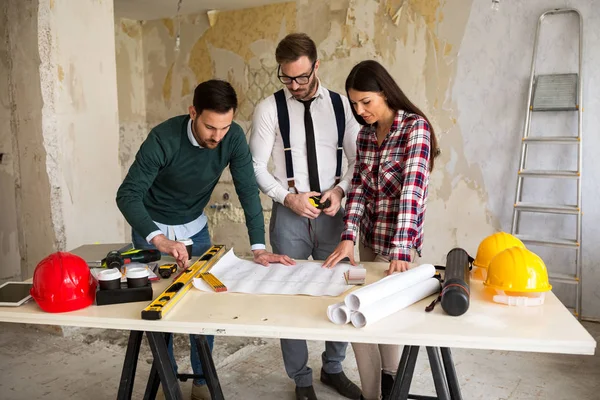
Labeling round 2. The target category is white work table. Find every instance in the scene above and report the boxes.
[0,244,595,400]
[0,247,594,355]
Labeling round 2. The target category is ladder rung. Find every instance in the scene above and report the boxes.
[549,272,579,284]
[515,235,579,249]
[519,170,580,178]
[514,202,580,215]
[523,136,580,143]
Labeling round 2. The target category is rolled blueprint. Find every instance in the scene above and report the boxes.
[351,278,440,328]
[327,302,352,325]
[345,264,436,311]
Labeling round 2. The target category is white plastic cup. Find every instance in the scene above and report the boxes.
[98,268,122,290]
[126,266,149,288]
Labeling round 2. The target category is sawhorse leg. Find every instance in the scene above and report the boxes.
[146,331,184,400]
[118,330,143,400]
[194,335,225,400]
[118,331,225,400]
[389,346,462,400]
[143,333,172,400]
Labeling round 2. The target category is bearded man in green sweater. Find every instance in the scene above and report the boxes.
[116,79,293,400]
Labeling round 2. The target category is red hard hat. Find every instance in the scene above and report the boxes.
[30,252,97,313]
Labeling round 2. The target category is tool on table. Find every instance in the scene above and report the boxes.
[141,245,225,320]
[309,196,331,210]
[101,248,161,269]
[158,263,178,279]
[196,251,228,292]
[426,248,472,316]
[199,273,227,292]
[344,268,366,285]
[440,248,471,316]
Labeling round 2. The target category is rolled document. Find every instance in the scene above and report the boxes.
[345,264,436,311]
[327,302,352,325]
[351,278,440,328]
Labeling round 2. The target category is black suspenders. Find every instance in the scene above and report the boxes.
[274,89,346,193]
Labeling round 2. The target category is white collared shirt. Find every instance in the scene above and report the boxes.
[249,82,360,204]
[146,119,265,250]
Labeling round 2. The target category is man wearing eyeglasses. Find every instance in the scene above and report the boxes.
[249,33,361,400]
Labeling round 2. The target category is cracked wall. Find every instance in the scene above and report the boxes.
[116,0,600,318]
[38,0,125,254]
[1,0,55,280]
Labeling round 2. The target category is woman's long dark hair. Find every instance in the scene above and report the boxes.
[345,60,440,171]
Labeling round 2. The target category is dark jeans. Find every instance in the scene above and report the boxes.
[131,224,213,385]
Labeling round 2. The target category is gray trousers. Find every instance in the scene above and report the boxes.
[270,201,348,387]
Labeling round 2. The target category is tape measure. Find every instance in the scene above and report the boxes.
[141,245,226,320]
[309,196,331,210]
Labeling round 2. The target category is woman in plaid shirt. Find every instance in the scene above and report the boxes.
[323,60,440,400]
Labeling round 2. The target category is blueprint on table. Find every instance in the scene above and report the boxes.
[192,248,361,296]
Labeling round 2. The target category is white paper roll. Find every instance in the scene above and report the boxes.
[327,302,352,325]
[345,264,436,311]
[350,278,440,328]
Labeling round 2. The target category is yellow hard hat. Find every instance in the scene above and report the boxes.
[484,246,552,293]
[473,232,525,269]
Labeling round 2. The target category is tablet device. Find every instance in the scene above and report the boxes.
[0,282,34,307]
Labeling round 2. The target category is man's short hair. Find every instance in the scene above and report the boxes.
[275,33,318,64]
[193,80,238,114]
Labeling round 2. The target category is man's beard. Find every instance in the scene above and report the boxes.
[192,121,219,148]
[291,77,318,101]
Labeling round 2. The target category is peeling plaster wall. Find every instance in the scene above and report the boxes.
[0,1,22,280]
[2,0,55,279]
[116,19,147,179]
[38,0,125,253]
[115,18,147,239]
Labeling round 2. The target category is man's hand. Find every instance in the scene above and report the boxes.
[283,192,322,219]
[385,260,410,275]
[252,249,296,267]
[322,240,356,269]
[320,186,344,216]
[151,234,188,268]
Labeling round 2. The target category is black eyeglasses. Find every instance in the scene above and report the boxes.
[278,61,316,85]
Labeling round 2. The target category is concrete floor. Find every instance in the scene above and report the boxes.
[0,321,598,400]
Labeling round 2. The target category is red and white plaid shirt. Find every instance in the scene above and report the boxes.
[341,110,432,261]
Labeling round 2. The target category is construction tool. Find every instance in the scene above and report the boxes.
[199,272,227,292]
[141,245,225,320]
[510,8,584,318]
[309,196,331,210]
[101,248,161,269]
[158,263,178,279]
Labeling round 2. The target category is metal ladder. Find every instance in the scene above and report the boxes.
[511,8,583,318]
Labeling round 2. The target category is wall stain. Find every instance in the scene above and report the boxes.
[67,63,86,111]
[162,18,174,37]
[162,62,174,103]
[57,65,64,82]
[187,2,296,108]
[181,76,191,97]
[120,20,141,39]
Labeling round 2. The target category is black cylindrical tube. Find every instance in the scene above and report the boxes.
[441,248,470,316]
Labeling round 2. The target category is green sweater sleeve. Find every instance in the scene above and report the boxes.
[116,130,167,239]
[229,127,266,246]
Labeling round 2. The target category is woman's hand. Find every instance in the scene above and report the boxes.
[322,240,356,269]
[385,260,410,275]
